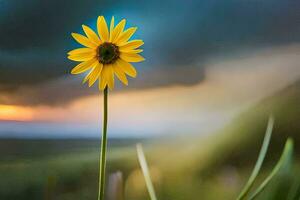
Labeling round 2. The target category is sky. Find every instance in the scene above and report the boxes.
[0,0,300,138]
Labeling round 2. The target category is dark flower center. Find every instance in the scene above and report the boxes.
[97,42,119,64]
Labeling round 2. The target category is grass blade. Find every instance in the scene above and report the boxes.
[249,138,294,200]
[287,178,300,200]
[237,116,274,200]
[136,143,158,200]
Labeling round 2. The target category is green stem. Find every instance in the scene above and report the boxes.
[98,87,108,200]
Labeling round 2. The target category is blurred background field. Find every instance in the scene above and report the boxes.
[1,0,300,199]
[0,80,299,200]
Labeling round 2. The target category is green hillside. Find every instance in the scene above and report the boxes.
[209,80,300,169]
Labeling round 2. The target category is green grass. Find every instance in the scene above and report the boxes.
[0,139,139,200]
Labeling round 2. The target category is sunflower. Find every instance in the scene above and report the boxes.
[67,16,144,90]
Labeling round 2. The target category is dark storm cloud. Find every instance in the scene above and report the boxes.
[0,0,300,105]
[0,0,110,50]
[0,64,204,106]
[0,0,112,89]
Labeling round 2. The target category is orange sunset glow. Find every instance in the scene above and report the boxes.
[0,105,33,121]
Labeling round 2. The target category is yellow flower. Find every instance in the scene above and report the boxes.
[68,16,144,90]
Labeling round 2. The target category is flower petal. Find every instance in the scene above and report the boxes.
[99,65,113,90]
[68,52,96,62]
[116,59,137,77]
[119,52,145,63]
[82,68,95,84]
[120,48,143,54]
[111,19,126,43]
[71,59,98,74]
[112,63,128,85]
[68,48,95,56]
[119,40,144,51]
[115,27,137,44]
[71,33,98,49]
[88,63,103,87]
[99,70,107,90]
[106,65,114,90]
[97,16,109,42]
[109,16,115,42]
[82,25,101,45]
